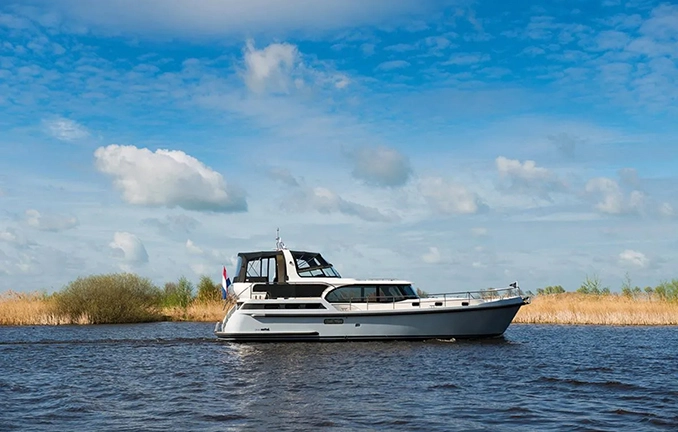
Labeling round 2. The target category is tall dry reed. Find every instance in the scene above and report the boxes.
[0,291,77,325]
[161,299,234,322]
[515,293,678,325]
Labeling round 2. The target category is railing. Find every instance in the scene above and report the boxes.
[344,286,523,311]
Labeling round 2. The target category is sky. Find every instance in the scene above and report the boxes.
[1,0,677,294]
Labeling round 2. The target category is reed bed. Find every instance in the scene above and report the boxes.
[515,293,678,326]
[162,299,235,322]
[0,291,235,326]
[3,290,677,326]
[0,291,76,326]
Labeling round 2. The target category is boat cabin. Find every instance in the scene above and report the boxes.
[231,248,417,302]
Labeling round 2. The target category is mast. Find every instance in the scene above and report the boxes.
[275,228,287,251]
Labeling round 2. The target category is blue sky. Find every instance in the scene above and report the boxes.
[1,0,677,294]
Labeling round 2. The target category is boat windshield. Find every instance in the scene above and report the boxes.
[292,251,341,278]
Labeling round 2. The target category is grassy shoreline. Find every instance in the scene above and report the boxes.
[2,291,677,326]
[513,293,678,326]
[0,291,233,326]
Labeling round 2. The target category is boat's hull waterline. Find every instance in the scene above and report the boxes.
[214,296,528,342]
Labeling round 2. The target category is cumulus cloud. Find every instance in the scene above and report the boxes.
[43,117,89,141]
[422,247,441,264]
[268,167,300,187]
[24,209,78,232]
[495,156,565,199]
[109,232,148,264]
[243,40,298,94]
[585,177,644,215]
[0,228,31,246]
[348,145,412,187]
[302,187,397,222]
[618,249,649,268]
[418,177,483,215]
[282,186,396,222]
[185,239,203,255]
[94,144,247,212]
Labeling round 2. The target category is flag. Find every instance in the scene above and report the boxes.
[221,266,232,299]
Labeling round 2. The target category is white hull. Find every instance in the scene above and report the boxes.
[214,296,527,342]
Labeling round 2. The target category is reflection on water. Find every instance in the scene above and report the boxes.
[1,323,677,431]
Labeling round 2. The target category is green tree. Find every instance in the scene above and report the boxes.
[197,275,221,302]
[162,277,194,308]
[578,274,603,295]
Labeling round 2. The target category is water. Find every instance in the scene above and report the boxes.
[1,323,676,431]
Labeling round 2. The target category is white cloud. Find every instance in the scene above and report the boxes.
[418,177,482,215]
[376,60,411,71]
[495,156,565,199]
[94,144,247,212]
[43,117,89,141]
[24,209,78,232]
[243,40,298,94]
[348,146,412,187]
[185,239,203,255]
[302,187,396,222]
[618,249,649,268]
[659,202,674,218]
[268,167,300,187]
[109,232,148,264]
[422,246,441,264]
[0,228,26,245]
[585,177,644,215]
[443,53,490,65]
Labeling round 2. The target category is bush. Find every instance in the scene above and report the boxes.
[416,288,429,298]
[196,275,221,303]
[55,273,163,324]
[161,277,194,308]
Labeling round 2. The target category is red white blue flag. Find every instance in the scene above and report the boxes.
[221,266,232,299]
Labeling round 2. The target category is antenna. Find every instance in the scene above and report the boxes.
[275,228,286,250]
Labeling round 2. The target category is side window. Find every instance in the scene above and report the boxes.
[379,285,403,301]
[326,287,362,302]
[246,257,277,283]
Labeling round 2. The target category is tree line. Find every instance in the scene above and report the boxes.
[535,273,678,301]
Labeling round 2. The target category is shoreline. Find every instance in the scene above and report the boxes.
[2,292,677,327]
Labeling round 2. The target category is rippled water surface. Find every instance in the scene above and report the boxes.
[1,323,677,431]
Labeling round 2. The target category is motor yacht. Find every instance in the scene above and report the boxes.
[214,235,529,342]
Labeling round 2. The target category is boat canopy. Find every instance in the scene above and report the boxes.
[233,249,341,283]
